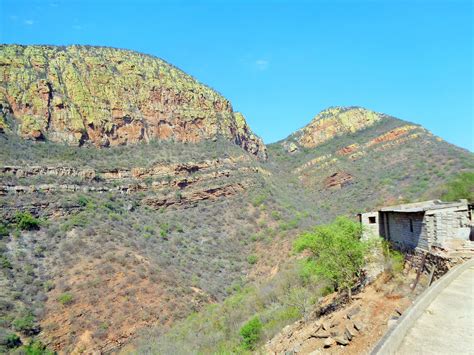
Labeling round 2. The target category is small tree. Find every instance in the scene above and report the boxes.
[239,316,263,350]
[294,216,367,299]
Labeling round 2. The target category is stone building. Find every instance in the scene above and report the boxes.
[359,200,473,251]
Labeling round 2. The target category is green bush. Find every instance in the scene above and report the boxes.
[57,293,74,305]
[14,212,40,231]
[271,211,281,220]
[77,195,91,207]
[12,314,37,335]
[239,316,263,350]
[294,216,368,298]
[61,212,89,231]
[247,255,258,265]
[0,331,21,349]
[0,256,12,269]
[0,223,9,237]
[251,194,267,207]
[441,172,474,202]
[19,340,54,355]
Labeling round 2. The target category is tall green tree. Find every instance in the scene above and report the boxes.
[294,216,367,298]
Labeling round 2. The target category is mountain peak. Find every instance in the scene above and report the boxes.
[296,106,384,148]
[0,44,267,159]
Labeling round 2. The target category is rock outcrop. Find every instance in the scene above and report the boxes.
[0,45,266,159]
[289,106,384,148]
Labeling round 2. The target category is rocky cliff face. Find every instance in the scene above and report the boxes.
[292,106,383,148]
[0,45,266,159]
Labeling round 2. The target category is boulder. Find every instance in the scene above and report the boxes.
[345,324,358,338]
[353,321,364,332]
[313,329,331,338]
[323,337,336,348]
[346,306,361,319]
[334,335,350,346]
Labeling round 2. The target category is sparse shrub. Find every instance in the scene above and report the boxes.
[441,172,474,202]
[382,241,405,276]
[14,212,40,231]
[239,316,263,350]
[57,292,74,305]
[271,211,281,220]
[0,255,12,269]
[0,330,21,350]
[252,194,267,207]
[0,223,9,237]
[247,255,257,265]
[12,314,38,335]
[77,195,90,207]
[19,340,54,354]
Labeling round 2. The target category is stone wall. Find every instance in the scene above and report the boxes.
[385,212,426,250]
[404,249,466,281]
[425,208,471,248]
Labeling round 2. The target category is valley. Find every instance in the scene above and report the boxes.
[0,45,473,354]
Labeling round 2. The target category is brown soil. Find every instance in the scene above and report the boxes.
[39,249,212,354]
[265,271,427,354]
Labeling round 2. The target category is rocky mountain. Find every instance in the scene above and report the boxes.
[289,106,383,148]
[0,45,266,159]
[0,45,472,354]
[271,106,473,218]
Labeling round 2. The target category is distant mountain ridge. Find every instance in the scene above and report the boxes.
[0,44,267,159]
[283,106,395,148]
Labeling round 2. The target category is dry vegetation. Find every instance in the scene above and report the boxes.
[1,113,472,353]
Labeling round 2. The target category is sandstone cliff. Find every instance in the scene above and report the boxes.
[290,106,384,149]
[0,45,266,159]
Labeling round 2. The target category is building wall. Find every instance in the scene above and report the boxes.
[425,208,472,248]
[360,212,379,240]
[385,212,426,250]
[360,203,473,251]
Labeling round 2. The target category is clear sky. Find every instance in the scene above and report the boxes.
[1,0,472,150]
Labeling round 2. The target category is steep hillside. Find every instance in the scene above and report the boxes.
[0,137,292,353]
[130,107,473,353]
[0,45,302,354]
[0,45,472,354]
[0,45,266,159]
[271,106,474,218]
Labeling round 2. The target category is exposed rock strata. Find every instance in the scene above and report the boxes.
[0,45,266,159]
[324,172,354,189]
[143,182,248,209]
[296,107,383,148]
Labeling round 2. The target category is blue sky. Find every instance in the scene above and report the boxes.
[1,0,472,150]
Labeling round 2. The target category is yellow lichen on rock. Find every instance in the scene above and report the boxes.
[0,44,266,158]
[298,107,383,148]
